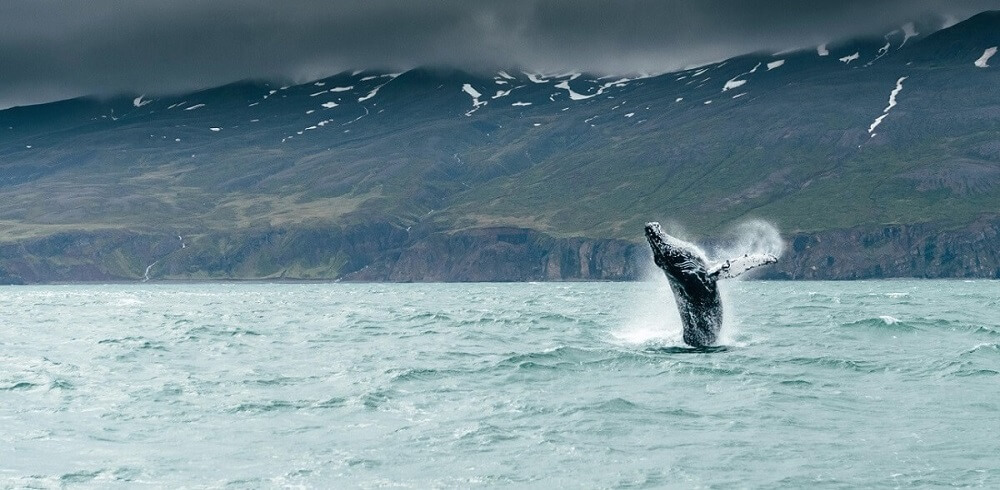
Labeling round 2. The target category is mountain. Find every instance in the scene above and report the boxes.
[1,12,998,283]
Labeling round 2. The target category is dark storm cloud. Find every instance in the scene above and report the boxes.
[0,0,995,108]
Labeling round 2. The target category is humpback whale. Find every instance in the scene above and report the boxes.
[644,222,778,347]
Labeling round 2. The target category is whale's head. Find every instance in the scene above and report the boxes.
[644,221,709,274]
[644,222,671,268]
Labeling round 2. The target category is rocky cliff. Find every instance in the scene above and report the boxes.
[2,216,998,284]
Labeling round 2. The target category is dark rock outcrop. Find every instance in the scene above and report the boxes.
[766,215,1000,279]
[343,227,640,282]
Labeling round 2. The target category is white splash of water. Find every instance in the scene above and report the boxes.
[612,259,684,347]
[708,220,785,269]
[708,220,784,343]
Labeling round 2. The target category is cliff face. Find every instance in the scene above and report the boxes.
[0,224,638,283]
[1,217,998,284]
[770,216,1000,279]
[344,227,640,282]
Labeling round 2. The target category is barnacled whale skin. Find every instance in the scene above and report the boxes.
[644,222,777,347]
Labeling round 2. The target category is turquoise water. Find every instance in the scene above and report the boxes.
[1,280,999,488]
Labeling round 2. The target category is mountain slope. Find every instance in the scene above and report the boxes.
[0,12,998,282]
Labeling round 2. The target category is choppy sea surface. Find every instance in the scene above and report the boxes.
[1,280,999,488]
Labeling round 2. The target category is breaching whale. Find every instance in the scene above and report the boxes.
[644,222,778,347]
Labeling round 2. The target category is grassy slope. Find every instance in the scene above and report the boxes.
[0,19,997,251]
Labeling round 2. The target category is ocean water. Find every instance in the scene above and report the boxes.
[1,280,998,488]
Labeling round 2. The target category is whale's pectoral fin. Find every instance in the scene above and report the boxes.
[708,253,778,279]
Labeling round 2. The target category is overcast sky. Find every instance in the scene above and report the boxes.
[1,0,995,109]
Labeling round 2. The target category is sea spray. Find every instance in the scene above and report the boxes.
[709,220,784,345]
[708,220,785,272]
[613,260,685,346]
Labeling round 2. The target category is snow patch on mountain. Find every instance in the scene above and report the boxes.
[867,41,892,66]
[868,76,907,136]
[554,80,596,100]
[321,102,338,109]
[975,47,997,68]
[462,84,487,115]
[462,84,482,99]
[766,60,785,70]
[840,52,860,64]
[358,75,399,103]
[133,95,152,108]
[601,78,632,90]
[331,86,353,92]
[723,79,747,91]
[525,73,550,84]
[185,104,205,111]
[722,62,760,92]
[817,44,830,56]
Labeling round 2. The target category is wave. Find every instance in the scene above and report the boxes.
[454,311,591,328]
[840,316,920,332]
[183,325,261,338]
[968,326,1000,337]
[951,368,1000,377]
[406,312,453,322]
[960,342,999,357]
[644,345,731,354]
[227,396,349,413]
[454,422,521,446]
[560,397,647,416]
[243,375,307,387]
[227,400,304,414]
[778,379,814,387]
[388,367,461,383]
[98,336,170,350]
[60,470,104,484]
[496,346,683,374]
[498,346,597,368]
[1,381,39,391]
[784,356,884,373]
